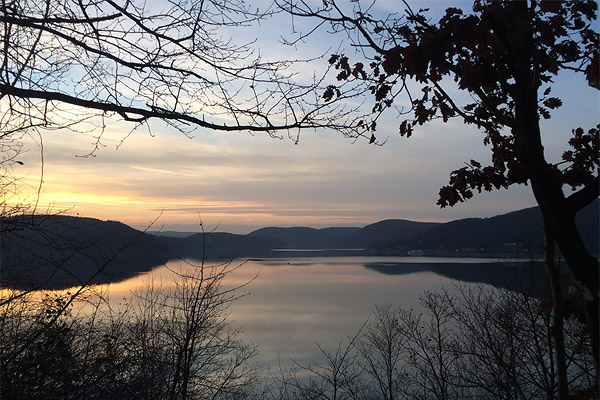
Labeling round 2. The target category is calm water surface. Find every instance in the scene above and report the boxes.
[95,256,529,369]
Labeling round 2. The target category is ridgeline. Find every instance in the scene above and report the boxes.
[2,200,597,290]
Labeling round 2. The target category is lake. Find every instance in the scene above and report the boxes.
[91,256,543,370]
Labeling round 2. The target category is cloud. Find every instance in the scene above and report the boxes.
[11,3,597,233]
[14,110,542,232]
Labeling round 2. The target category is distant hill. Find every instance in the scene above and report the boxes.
[371,199,599,256]
[2,200,597,289]
[247,226,360,249]
[341,219,440,249]
[161,232,285,259]
[246,221,441,250]
[1,215,170,290]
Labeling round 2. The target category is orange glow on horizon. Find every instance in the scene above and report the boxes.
[11,183,457,232]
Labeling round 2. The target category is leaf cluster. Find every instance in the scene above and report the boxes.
[309,0,599,207]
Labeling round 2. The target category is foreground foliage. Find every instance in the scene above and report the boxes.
[274,282,596,400]
[1,261,258,400]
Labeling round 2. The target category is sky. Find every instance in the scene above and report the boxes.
[13,1,600,234]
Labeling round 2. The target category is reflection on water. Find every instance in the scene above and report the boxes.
[221,258,440,367]
[27,256,544,369]
[97,257,540,367]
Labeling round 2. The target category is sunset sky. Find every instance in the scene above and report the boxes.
[14,1,600,234]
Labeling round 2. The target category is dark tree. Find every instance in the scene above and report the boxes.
[0,0,365,147]
[278,0,599,381]
[356,304,408,400]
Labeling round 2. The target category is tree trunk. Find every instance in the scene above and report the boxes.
[515,75,600,376]
[549,205,600,370]
[510,1,599,388]
[544,229,569,399]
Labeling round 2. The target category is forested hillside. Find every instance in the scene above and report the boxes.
[3,200,597,289]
